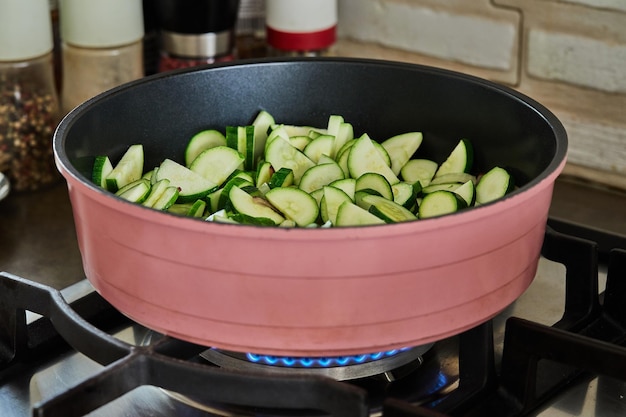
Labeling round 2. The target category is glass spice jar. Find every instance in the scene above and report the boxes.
[0,0,61,192]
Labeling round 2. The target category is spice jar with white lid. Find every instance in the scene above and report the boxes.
[266,0,337,56]
[0,0,61,192]
[59,0,144,114]
[156,0,240,72]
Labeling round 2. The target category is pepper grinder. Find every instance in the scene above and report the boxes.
[266,0,337,56]
[59,0,144,114]
[156,0,241,72]
[0,0,61,192]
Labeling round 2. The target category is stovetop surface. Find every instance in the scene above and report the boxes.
[1,176,626,416]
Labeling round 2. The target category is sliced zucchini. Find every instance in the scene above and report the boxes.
[92,155,113,189]
[142,179,171,207]
[229,185,285,225]
[355,172,393,201]
[226,125,255,171]
[168,199,207,217]
[252,110,275,163]
[400,158,438,187]
[190,146,245,187]
[105,144,144,192]
[217,176,254,210]
[361,194,417,223]
[454,179,476,206]
[335,201,385,227]
[381,131,423,176]
[429,172,477,186]
[184,129,226,167]
[475,166,514,205]
[265,187,319,227]
[418,190,466,219]
[150,186,179,210]
[115,179,151,204]
[255,160,274,188]
[421,183,460,194]
[434,138,473,178]
[329,178,356,201]
[155,158,218,203]
[392,181,420,210]
[289,135,312,152]
[303,134,334,163]
[264,136,316,185]
[347,134,399,185]
[320,185,352,225]
[269,167,294,188]
[298,162,345,194]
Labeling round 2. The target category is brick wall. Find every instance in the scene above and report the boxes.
[336,0,626,190]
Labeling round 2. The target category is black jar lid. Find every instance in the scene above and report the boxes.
[155,0,240,35]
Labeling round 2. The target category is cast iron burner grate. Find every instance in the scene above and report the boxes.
[1,221,626,417]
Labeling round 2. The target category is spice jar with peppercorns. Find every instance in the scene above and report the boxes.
[0,0,61,192]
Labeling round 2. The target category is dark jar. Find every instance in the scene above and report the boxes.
[155,0,240,72]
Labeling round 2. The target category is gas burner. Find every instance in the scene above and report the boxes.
[200,345,432,381]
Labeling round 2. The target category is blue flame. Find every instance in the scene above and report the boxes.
[246,347,411,368]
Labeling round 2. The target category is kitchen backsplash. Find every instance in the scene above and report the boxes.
[335,0,626,191]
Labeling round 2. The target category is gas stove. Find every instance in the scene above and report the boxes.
[1,179,626,417]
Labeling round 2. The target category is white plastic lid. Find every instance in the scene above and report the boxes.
[0,0,53,61]
[59,0,144,48]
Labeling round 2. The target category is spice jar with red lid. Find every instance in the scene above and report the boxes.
[155,0,241,72]
[0,0,61,192]
[266,0,337,56]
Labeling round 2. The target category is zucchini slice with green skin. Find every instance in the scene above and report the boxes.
[418,190,467,219]
[320,185,352,225]
[269,167,294,188]
[217,176,254,211]
[190,146,245,187]
[303,134,334,163]
[184,129,226,167]
[454,179,476,206]
[92,155,113,189]
[150,186,179,210]
[381,131,423,176]
[335,201,386,227]
[348,134,400,185]
[361,194,417,223]
[229,185,285,225]
[115,179,151,204]
[400,158,438,187]
[226,125,255,171]
[392,181,420,210]
[429,172,476,186]
[252,110,275,164]
[434,138,473,178]
[475,166,514,205]
[421,183,460,194]
[142,179,170,208]
[298,162,345,194]
[289,136,312,152]
[105,144,144,192]
[355,172,394,201]
[155,158,218,203]
[255,160,274,188]
[168,199,207,217]
[329,178,356,201]
[265,187,319,227]
[264,136,316,185]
